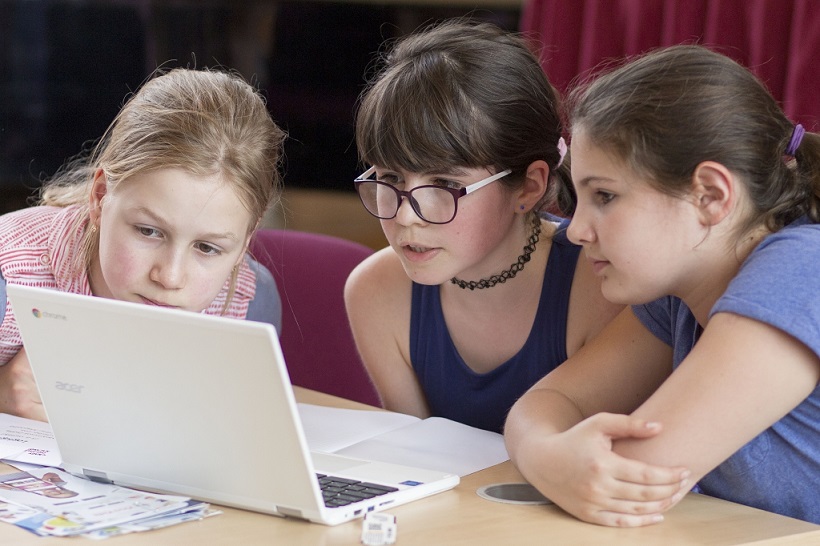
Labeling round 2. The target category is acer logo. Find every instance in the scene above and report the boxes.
[55,381,84,394]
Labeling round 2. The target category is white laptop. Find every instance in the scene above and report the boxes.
[7,284,459,526]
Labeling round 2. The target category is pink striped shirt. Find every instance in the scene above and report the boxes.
[0,205,256,364]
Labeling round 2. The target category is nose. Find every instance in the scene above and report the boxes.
[393,193,426,226]
[566,206,595,246]
[150,248,186,289]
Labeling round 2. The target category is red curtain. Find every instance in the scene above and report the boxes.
[520,0,820,128]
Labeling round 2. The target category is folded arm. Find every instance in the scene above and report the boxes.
[507,308,820,527]
[616,311,820,481]
[505,307,688,526]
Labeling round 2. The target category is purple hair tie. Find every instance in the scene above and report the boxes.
[786,123,805,156]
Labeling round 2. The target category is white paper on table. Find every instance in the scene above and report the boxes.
[297,404,509,477]
[297,403,419,453]
[0,414,61,466]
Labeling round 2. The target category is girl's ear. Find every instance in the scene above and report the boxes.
[88,169,108,226]
[690,161,736,226]
[517,160,550,213]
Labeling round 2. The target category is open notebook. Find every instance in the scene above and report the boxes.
[7,284,459,526]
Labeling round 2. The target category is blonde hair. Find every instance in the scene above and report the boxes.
[39,68,286,295]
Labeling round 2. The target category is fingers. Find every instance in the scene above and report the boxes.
[0,349,46,420]
[575,466,689,508]
[573,482,689,527]
[591,482,692,527]
[569,492,672,527]
[2,381,46,420]
[614,457,690,487]
[523,413,695,529]
[566,416,693,527]
[611,475,689,503]
[29,405,48,422]
[18,400,48,422]
[584,412,666,440]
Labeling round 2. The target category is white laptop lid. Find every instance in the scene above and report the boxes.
[8,285,458,525]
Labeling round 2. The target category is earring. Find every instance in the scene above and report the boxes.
[89,224,97,234]
[519,205,526,211]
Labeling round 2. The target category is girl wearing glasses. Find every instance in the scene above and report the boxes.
[0,68,285,420]
[344,20,623,433]
[505,46,820,526]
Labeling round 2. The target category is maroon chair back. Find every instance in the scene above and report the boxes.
[249,229,381,407]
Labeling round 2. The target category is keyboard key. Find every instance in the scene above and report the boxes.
[317,474,398,508]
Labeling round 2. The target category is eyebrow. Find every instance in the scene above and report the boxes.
[132,206,240,242]
[405,165,469,177]
[573,175,616,189]
[432,169,470,177]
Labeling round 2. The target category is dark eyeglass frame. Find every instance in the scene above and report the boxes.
[353,167,513,225]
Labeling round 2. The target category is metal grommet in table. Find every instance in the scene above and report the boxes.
[476,483,553,505]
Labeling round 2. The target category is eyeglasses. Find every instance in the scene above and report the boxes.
[353,167,512,225]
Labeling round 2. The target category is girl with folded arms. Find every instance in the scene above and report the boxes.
[505,45,820,526]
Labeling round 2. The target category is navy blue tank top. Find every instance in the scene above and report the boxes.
[409,219,580,433]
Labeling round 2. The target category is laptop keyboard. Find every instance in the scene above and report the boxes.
[317,474,399,507]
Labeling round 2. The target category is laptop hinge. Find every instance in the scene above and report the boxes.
[83,469,112,484]
[277,507,304,519]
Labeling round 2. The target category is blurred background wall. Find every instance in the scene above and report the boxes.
[0,0,520,249]
[3,0,818,249]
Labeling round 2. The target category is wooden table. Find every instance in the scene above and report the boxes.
[1,387,819,545]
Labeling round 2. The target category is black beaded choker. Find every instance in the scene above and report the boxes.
[450,214,541,291]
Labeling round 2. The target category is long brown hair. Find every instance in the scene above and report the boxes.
[568,45,820,234]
